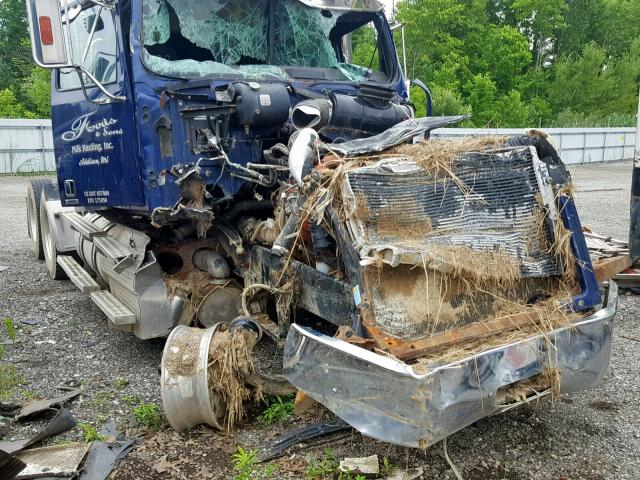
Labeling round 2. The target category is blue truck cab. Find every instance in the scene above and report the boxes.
[24,0,619,451]
[32,0,409,212]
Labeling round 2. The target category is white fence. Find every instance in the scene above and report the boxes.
[0,119,55,174]
[0,119,636,174]
[434,127,637,165]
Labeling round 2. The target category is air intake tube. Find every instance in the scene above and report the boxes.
[291,93,413,134]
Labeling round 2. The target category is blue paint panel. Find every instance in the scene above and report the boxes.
[51,4,145,209]
[558,196,601,311]
[52,2,407,214]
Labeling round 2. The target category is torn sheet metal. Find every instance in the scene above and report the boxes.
[283,282,617,448]
[78,422,136,480]
[0,450,26,480]
[0,409,76,454]
[327,116,467,156]
[16,443,89,479]
[14,388,80,421]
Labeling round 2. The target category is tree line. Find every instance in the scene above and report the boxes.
[397,0,640,126]
[0,0,638,127]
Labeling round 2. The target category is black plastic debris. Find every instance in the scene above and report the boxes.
[14,387,80,421]
[0,449,26,480]
[259,417,351,462]
[78,422,136,479]
[0,408,76,454]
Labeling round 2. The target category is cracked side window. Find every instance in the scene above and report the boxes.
[58,5,118,91]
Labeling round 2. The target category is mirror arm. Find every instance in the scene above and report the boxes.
[411,79,433,116]
[83,0,115,10]
[81,6,103,64]
[75,67,126,104]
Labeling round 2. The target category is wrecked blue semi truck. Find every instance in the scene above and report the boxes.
[24,0,617,448]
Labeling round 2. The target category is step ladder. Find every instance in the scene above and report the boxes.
[57,256,101,294]
[90,291,136,326]
[57,255,136,326]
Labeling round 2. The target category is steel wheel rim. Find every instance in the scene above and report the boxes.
[41,207,54,265]
[28,195,37,241]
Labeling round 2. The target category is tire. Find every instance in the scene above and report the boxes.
[39,186,66,280]
[26,179,53,260]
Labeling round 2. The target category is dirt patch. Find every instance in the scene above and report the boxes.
[162,328,201,377]
[464,463,529,480]
[588,400,621,412]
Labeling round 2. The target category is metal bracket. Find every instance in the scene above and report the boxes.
[558,195,601,311]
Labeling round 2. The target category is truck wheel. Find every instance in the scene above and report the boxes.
[26,179,52,260]
[39,185,66,280]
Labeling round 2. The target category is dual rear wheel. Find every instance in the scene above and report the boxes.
[26,179,65,280]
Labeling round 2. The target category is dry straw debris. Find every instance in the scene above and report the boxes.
[207,329,260,431]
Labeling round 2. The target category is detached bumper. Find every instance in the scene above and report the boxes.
[283,283,618,448]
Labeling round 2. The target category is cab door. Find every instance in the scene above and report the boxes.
[50,3,145,209]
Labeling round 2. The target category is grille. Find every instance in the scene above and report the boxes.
[345,147,561,278]
[341,146,562,339]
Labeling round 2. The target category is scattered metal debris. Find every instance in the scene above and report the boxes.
[259,417,350,462]
[14,388,80,421]
[383,467,424,480]
[78,422,136,480]
[0,450,26,480]
[15,443,89,479]
[0,416,10,437]
[0,402,21,418]
[339,454,379,476]
[19,319,40,326]
[585,227,639,287]
[0,408,76,454]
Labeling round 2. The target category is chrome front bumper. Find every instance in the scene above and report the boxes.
[283,282,618,448]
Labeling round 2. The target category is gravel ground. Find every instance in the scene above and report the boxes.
[0,162,638,479]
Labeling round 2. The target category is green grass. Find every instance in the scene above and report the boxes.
[231,447,280,480]
[305,448,339,479]
[261,395,294,425]
[21,389,43,400]
[0,365,21,400]
[122,394,141,406]
[113,377,129,390]
[90,390,117,408]
[380,457,394,476]
[133,402,163,430]
[77,422,108,443]
[4,318,16,343]
[232,447,258,480]
[304,448,370,480]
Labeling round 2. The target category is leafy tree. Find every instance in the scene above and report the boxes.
[511,0,568,67]
[23,68,51,118]
[549,42,640,118]
[0,89,35,118]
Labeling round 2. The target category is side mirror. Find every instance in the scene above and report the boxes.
[411,79,433,117]
[26,0,70,67]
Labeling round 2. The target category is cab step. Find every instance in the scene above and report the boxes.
[90,291,136,326]
[61,212,108,240]
[56,256,101,294]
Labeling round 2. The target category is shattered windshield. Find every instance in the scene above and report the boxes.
[142,0,391,82]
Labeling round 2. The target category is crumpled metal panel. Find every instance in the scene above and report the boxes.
[329,116,468,156]
[342,146,561,278]
[283,283,618,448]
